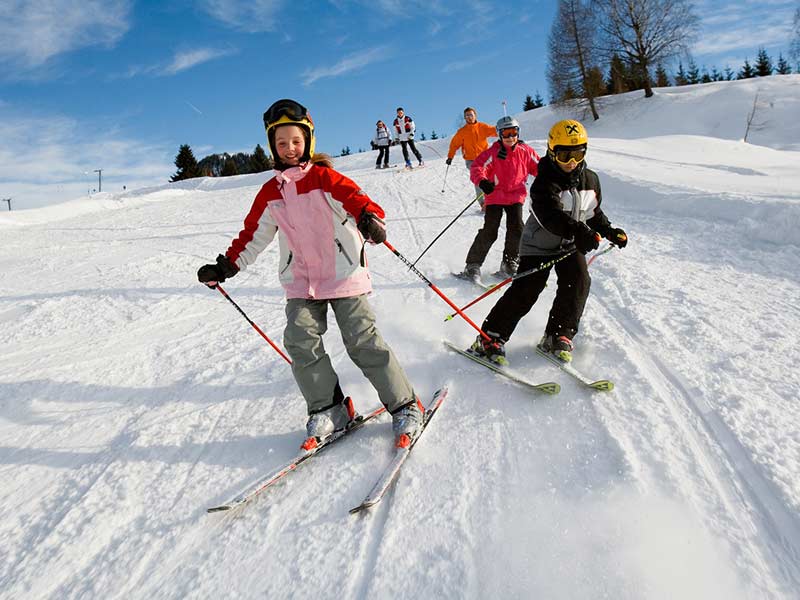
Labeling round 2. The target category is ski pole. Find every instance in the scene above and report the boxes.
[410,191,484,268]
[382,240,491,341]
[214,284,293,364]
[444,250,577,321]
[441,164,450,193]
[587,243,615,266]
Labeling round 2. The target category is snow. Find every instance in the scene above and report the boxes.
[1,75,799,599]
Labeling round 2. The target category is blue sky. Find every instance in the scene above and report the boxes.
[1,0,798,209]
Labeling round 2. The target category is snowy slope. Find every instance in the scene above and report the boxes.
[1,76,799,600]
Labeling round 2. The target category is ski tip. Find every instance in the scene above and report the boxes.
[207,505,232,513]
[349,503,373,515]
[590,380,614,392]
[536,382,561,395]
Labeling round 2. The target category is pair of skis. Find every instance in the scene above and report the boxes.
[444,340,613,393]
[207,386,448,515]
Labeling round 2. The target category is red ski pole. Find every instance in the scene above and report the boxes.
[382,240,491,341]
[214,284,293,364]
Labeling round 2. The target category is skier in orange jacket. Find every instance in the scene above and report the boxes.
[446,107,497,208]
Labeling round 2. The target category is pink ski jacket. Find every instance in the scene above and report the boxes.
[470,140,540,206]
[225,163,384,300]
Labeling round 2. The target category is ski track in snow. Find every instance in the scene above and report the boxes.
[2,79,800,599]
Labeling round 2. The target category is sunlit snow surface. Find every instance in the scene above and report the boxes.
[2,76,799,599]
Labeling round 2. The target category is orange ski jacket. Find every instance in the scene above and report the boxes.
[447,121,497,161]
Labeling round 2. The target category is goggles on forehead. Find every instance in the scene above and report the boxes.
[553,146,586,165]
[500,127,519,139]
[263,99,312,130]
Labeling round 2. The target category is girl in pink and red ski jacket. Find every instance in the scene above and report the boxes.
[197,99,422,449]
[461,116,540,281]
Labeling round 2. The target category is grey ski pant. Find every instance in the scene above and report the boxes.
[284,295,415,415]
[464,160,483,206]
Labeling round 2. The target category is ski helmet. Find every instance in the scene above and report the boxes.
[263,99,316,162]
[547,119,588,165]
[496,115,520,138]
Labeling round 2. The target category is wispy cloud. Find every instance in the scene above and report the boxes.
[301,46,391,86]
[200,0,284,33]
[443,50,499,73]
[0,0,131,75]
[694,0,796,56]
[114,47,237,79]
[0,106,171,209]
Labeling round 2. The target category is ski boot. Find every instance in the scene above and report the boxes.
[405,161,413,170]
[500,255,520,277]
[539,333,574,363]
[463,262,481,283]
[302,397,357,450]
[418,159,425,167]
[469,332,508,366]
[391,397,425,448]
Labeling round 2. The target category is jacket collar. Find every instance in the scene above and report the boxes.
[274,162,312,184]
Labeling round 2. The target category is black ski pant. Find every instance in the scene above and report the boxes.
[399,140,422,163]
[465,203,524,266]
[481,251,590,342]
[376,146,390,166]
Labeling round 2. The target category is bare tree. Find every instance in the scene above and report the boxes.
[743,92,769,143]
[548,0,603,120]
[595,0,699,98]
[791,6,800,71]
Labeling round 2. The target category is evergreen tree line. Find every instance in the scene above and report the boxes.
[545,0,799,121]
[170,144,273,182]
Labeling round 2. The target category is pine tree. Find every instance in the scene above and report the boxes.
[710,66,722,81]
[738,58,756,79]
[607,53,628,93]
[170,144,200,182]
[755,47,773,76]
[776,53,792,74]
[655,64,670,87]
[700,68,712,83]
[221,156,239,177]
[674,62,688,86]
[430,130,439,139]
[340,146,351,156]
[523,94,536,111]
[250,144,272,172]
[687,58,700,84]
[724,65,735,80]
[534,91,545,107]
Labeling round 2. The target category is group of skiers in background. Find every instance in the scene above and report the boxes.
[372,107,424,169]
[197,97,627,452]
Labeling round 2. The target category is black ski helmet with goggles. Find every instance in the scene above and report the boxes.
[263,99,316,163]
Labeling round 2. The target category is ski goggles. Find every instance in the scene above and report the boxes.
[500,127,519,139]
[263,99,312,130]
[553,146,586,165]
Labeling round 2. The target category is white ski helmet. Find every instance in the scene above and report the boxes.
[496,115,520,138]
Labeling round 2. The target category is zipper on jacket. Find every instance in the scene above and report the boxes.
[280,251,293,274]
[335,239,354,265]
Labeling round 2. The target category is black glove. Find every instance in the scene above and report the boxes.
[573,223,600,254]
[445,158,453,166]
[478,179,495,195]
[604,227,628,248]
[357,210,387,244]
[197,254,239,287]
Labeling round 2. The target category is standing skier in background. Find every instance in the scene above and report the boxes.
[469,119,628,366]
[393,107,424,169]
[446,107,497,209]
[373,120,392,169]
[459,116,540,283]
[197,99,424,450]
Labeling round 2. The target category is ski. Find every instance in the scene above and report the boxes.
[207,406,386,513]
[451,271,493,290]
[350,385,449,514]
[443,340,560,395]
[534,346,614,391]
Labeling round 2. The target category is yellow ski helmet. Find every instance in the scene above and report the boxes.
[263,99,316,162]
[547,119,588,165]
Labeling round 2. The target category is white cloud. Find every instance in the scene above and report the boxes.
[163,48,236,75]
[200,0,284,33]
[0,106,171,209]
[694,0,796,56]
[301,46,391,85]
[0,0,131,73]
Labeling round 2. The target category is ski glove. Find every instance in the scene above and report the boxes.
[198,254,239,287]
[357,210,387,244]
[573,223,601,254]
[478,179,495,195]
[604,227,628,248]
[445,158,453,166]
